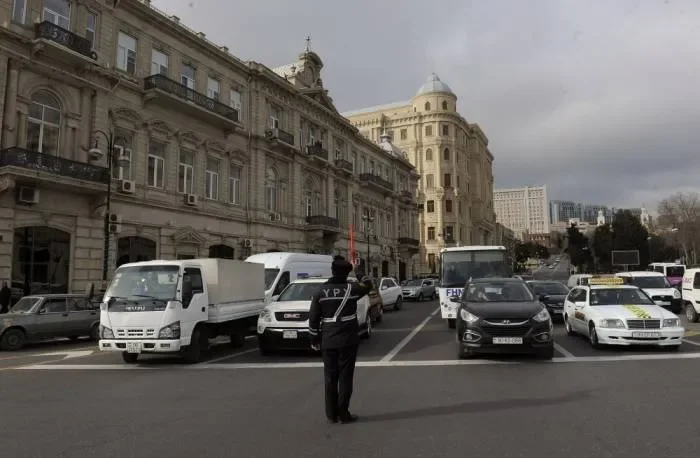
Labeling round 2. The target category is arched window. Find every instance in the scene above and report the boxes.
[443,148,450,161]
[27,91,61,155]
[425,148,433,161]
[265,167,277,212]
[424,101,431,111]
[442,100,448,110]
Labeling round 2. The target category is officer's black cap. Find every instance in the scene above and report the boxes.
[331,256,352,277]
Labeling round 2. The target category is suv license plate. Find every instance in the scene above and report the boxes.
[126,342,142,353]
[493,337,523,344]
[282,330,298,339]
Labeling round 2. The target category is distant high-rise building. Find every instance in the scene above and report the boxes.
[494,186,549,238]
[549,200,614,224]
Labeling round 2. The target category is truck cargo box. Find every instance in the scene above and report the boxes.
[193,258,265,304]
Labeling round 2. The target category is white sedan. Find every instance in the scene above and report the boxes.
[256,277,371,355]
[563,278,684,349]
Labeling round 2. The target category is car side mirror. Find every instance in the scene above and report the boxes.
[381,285,387,290]
[574,301,586,307]
[38,308,46,314]
[450,295,460,302]
[271,295,279,302]
[539,294,549,301]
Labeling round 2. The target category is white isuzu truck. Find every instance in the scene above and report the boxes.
[95,258,265,364]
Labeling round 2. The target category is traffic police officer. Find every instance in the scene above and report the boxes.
[308,256,372,424]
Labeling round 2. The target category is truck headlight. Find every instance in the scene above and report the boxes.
[663,318,681,328]
[599,319,625,328]
[100,325,114,339]
[158,321,181,339]
[459,309,479,323]
[259,308,273,323]
[533,308,551,322]
[673,289,681,299]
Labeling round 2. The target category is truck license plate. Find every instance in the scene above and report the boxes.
[493,337,523,344]
[126,342,142,353]
[632,332,660,338]
[282,330,298,339]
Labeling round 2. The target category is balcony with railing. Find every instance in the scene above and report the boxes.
[305,215,341,233]
[266,127,295,147]
[0,147,109,192]
[359,173,394,194]
[399,190,413,203]
[143,75,240,128]
[34,21,98,62]
[334,158,353,174]
[306,143,329,160]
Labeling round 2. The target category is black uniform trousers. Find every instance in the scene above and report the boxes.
[322,344,358,420]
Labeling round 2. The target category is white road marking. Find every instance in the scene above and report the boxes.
[35,350,95,360]
[380,307,440,362]
[18,352,700,370]
[682,338,700,346]
[553,343,576,358]
[205,348,259,364]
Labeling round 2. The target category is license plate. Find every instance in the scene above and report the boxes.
[553,309,563,314]
[282,330,298,339]
[126,341,142,353]
[493,337,523,344]
[632,332,660,338]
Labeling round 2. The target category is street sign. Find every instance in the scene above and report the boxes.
[611,250,640,267]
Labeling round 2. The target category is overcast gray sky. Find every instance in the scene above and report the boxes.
[153,0,699,210]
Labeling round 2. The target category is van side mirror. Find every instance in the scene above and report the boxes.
[450,295,460,302]
[85,282,95,300]
[539,294,549,301]
[271,295,279,302]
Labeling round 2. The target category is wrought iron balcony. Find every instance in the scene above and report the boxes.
[305,215,340,228]
[266,127,295,146]
[34,21,97,60]
[397,237,420,248]
[0,147,109,184]
[334,158,353,173]
[359,173,394,192]
[144,75,239,124]
[399,190,413,201]
[306,143,328,160]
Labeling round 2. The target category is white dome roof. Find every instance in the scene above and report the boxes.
[416,73,454,96]
[379,132,409,161]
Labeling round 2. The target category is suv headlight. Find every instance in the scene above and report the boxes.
[100,325,114,339]
[259,308,273,322]
[663,318,681,328]
[673,289,681,299]
[459,308,479,323]
[533,308,551,322]
[599,319,625,328]
[158,321,181,339]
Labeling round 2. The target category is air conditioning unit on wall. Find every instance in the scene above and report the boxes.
[17,186,39,204]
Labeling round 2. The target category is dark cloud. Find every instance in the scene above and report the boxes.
[154,0,700,210]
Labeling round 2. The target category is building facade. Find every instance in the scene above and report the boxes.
[342,74,496,273]
[549,200,614,225]
[493,185,549,239]
[0,0,420,300]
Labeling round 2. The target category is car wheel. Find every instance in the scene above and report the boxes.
[448,319,456,329]
[393,296,402,311]
[588,323,601,349]
[374,305,383,323]
[564,315,574,336]
[90,323,100,341]
[361,315,372,340]
[685,303,699,323]
[257,336,272,356]
[457,344,472,359]
[122,352,138,364]
[0,328,26,351]
[667,345,681,351]
[417,293,423,302]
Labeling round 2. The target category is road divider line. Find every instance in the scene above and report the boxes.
[682,338,700,347]
[553,343,576,358]
[205,348,259,364]
[380,307,440,362]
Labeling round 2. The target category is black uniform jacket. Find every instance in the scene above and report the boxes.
[308,277,371,349]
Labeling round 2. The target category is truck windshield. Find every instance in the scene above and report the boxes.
[264,269,280,289]
[106,265,179,309]
[441,250,510,287]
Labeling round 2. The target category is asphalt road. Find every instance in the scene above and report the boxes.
[532,255,571,281]
[4,297,700,457]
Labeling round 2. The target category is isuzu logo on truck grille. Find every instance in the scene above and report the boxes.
[284,313,301,319]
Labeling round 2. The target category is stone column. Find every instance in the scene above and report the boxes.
[292,160,302,224]
[66,119,80,159]
[16,108,28,148]
[78,88,92,162]
[326,174,334,216]
[133,130,148,185]
[2,61,19,148]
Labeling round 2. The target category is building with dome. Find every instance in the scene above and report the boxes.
[343,74,497,273]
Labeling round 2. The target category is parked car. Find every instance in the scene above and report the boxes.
[401,278,438,301]
[375,277,403,310]
[0,294,100,351]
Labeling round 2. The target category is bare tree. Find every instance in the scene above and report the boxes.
[658,192,700,264]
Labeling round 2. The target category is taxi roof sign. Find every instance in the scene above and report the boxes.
[587,276,625,286]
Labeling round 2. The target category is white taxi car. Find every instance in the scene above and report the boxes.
[563,276,684,349]
[256,276,371,355]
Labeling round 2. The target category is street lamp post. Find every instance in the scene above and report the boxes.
[362,212,375,277]
[89,130,127,282]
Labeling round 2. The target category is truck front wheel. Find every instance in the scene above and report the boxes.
[122,352,138,364]
[181,328,206,364]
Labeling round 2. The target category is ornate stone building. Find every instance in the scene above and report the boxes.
[0,0,419,300]
[343,74,496,273]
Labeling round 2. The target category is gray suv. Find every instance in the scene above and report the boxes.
[401,278,437,301]
[0,294,100,351]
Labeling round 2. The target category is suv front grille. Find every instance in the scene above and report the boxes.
[275,311,309,322]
